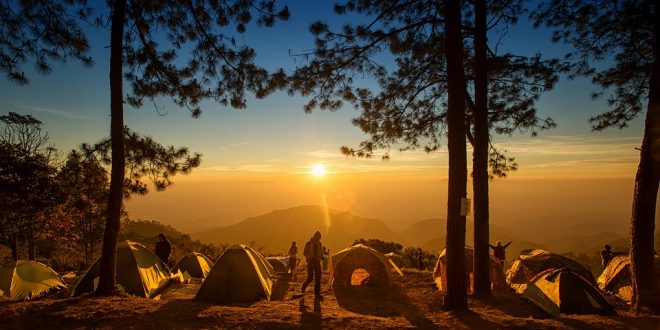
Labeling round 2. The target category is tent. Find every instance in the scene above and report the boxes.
[0,260,66,301]
[597,255,660,303]
[507,249,595,293]
[72,241,172,298]
[265,256,289,273]
[195,244,274,302]
[433,246,508,293]
[329,244,403,287]
[522,268,614,315]
[173,252,214,279]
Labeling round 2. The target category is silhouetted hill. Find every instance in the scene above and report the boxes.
[192,205,403,254]
[397,218,513,247]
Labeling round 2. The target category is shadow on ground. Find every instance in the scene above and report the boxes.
[334,284,434,328]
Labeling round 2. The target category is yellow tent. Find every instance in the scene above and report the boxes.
[433,246,508,293]
[195,244,273,302]
[597,255,660,303]
[0,260,66,301]
[173,252,214,278]
[507,249,595,293]
[71,241,172,298]
[522,268,613,315]
[329,244,403,287]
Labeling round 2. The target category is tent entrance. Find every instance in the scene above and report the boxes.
[350,268,371,286]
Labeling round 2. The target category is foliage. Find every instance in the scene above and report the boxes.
[80,127,201,197]
[352,238,403,254]
[0,113,59,260]
[0,0,93,85]
[532,0,655,130]
[120,219,228,264]
[56,150,109,265]
[400,246,436,270]
[289,0,564,178]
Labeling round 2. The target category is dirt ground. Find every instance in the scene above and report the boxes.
[1,269,659,329]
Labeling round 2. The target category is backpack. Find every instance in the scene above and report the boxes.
[303,241,312,259]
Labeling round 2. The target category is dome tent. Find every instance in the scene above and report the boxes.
[507,249,595,293]
[433,246,508,293]
[0,260,66,301]
[329,244,403,287]
[597,255,660,303]
[195,244,274,303]
[265,256,289,273]
[173,252,214,279]
[522,268,613,316]
[72,240,172,298]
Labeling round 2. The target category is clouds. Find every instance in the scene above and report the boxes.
[14,104,92,121]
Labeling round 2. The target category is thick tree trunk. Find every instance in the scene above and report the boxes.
[472,0,490,297]
[443,0,469,310]
[9,234,18,261]
[631,0,660,314]
[27,225,34,260]
[95,0,126,296]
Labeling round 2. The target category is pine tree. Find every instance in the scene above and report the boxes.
[533,0,660,314]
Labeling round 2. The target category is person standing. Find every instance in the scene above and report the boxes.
[288,241,298,276]
[600,244,614,269]
[301,231,324,299]
[417,248,425,271]
[155,233,172,265]
[489,241,511,270]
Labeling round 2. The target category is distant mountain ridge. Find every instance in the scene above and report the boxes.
[192,205,403,254]
[189,205,635,259]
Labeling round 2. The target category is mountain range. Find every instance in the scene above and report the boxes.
[190,205,647,259]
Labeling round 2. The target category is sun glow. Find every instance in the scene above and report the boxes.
[311,164,327,177]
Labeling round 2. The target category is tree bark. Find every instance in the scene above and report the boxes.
[95,0,127,296]
[443,0,469,310]
[630,0,660,314]
[472,0,490,297]
[9,234,18,261]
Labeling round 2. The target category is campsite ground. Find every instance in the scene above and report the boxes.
[1,270,658,329]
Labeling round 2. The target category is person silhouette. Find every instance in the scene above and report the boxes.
[600,244,614,269]
[288,241,298,277]
[301,231,324,299]
[489,241,511,269]
[155,233,172,265]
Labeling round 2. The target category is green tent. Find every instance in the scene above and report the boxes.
[265,256,289,273]
[0,260,66,301]
[195,244,273,302]
[597,255,660,303]
[507,249,595,293]
[522,268,613,316]
[72,241,171,298]
[173,252,214,278]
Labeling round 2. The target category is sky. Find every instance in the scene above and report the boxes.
[0,1,650,231]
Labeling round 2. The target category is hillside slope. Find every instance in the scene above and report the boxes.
[192,205,403,254]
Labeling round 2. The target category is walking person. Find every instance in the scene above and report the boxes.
[417,248,425,271]
[301,231,324,300]
[288,241,298,278]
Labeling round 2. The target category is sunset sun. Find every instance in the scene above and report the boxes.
[310,164,327,177]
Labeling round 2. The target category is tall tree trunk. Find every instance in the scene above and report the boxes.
[95,0,127,296]
[443,0,469,311]
[631,0,660,314]
[10,234,17,261]
[472,0,490,297]
[27,225,34,260]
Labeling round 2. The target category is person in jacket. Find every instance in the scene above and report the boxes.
[155,233,172,265]
[301,231,324,299]
[288,241,298,277]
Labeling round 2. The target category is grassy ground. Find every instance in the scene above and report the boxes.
[1,269,659,329]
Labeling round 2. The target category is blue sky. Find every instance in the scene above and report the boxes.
[0,0,644,179]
